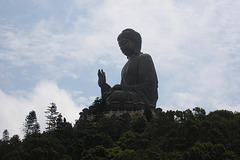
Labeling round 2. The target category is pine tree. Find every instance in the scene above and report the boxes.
[23,110,40,136]
[56,113,63,130]
[45,102,59,131]
[2,129,9,141]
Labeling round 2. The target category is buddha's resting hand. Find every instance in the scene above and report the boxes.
[111,84,122,91]
[98,69,106,88]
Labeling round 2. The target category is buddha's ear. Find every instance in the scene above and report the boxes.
[131,38,138,47]
[133,37,138,43]
[133,39,141,53]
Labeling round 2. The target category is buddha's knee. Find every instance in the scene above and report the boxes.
[107,90,127,101]
[107,90,139,102]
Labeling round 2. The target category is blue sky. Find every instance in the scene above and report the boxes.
[1,0,240,137]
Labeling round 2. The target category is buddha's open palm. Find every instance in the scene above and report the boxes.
[98,69,106,88]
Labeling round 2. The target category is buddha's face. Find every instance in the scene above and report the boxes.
[118,37,136,57]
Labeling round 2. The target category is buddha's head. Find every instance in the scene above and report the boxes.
[117,29,142,58]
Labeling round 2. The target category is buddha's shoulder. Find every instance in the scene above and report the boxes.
[140,53,152,60]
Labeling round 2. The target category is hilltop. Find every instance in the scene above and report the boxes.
[1,107,240,159]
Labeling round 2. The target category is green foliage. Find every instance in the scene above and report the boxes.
[96,114,132,140]
[2,129,9,141]
[82,134,114,149]
[193,107,206,120]
[45,102,59,131]
[23,110,40,137]
[1,107,240,159]
[184,142,238,160]
[118,131,149,150]
[130,116,147,133]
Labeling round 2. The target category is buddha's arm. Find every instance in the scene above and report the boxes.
[124,54,157,90]
[138,54,158,87]
[98,69,111,96]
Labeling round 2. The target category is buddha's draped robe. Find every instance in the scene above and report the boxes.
[101,53,158,107]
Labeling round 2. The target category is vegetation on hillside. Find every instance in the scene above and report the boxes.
[1,106,240,160]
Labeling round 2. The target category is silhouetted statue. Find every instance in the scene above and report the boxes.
[98,29,158,107]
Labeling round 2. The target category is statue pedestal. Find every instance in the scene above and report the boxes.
[79,101,155,121]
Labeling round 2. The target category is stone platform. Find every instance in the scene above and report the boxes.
[79,100,155,121]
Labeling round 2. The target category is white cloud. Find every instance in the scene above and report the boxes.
[0,0,240,127]
[76,96,96,108]
[0,81,86,138]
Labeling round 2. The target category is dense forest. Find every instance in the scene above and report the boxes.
[1,105,240,160]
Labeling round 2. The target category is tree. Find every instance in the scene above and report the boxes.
[193,107,206,120]
[45,102,59,131]
[131,116,147,133]
[56,113,63,130]
[23,110,40,136]
[9,135,21,146]
[1,107,240,159]
[2,129,9,141]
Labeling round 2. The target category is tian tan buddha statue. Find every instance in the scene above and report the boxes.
[98,29,158,107]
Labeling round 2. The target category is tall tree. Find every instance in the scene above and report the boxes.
[23,110,40,136]
[45,102,59,131]
[56,113,63,130]
[2,129,9,141]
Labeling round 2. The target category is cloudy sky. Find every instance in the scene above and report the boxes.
[1,0,240,138]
